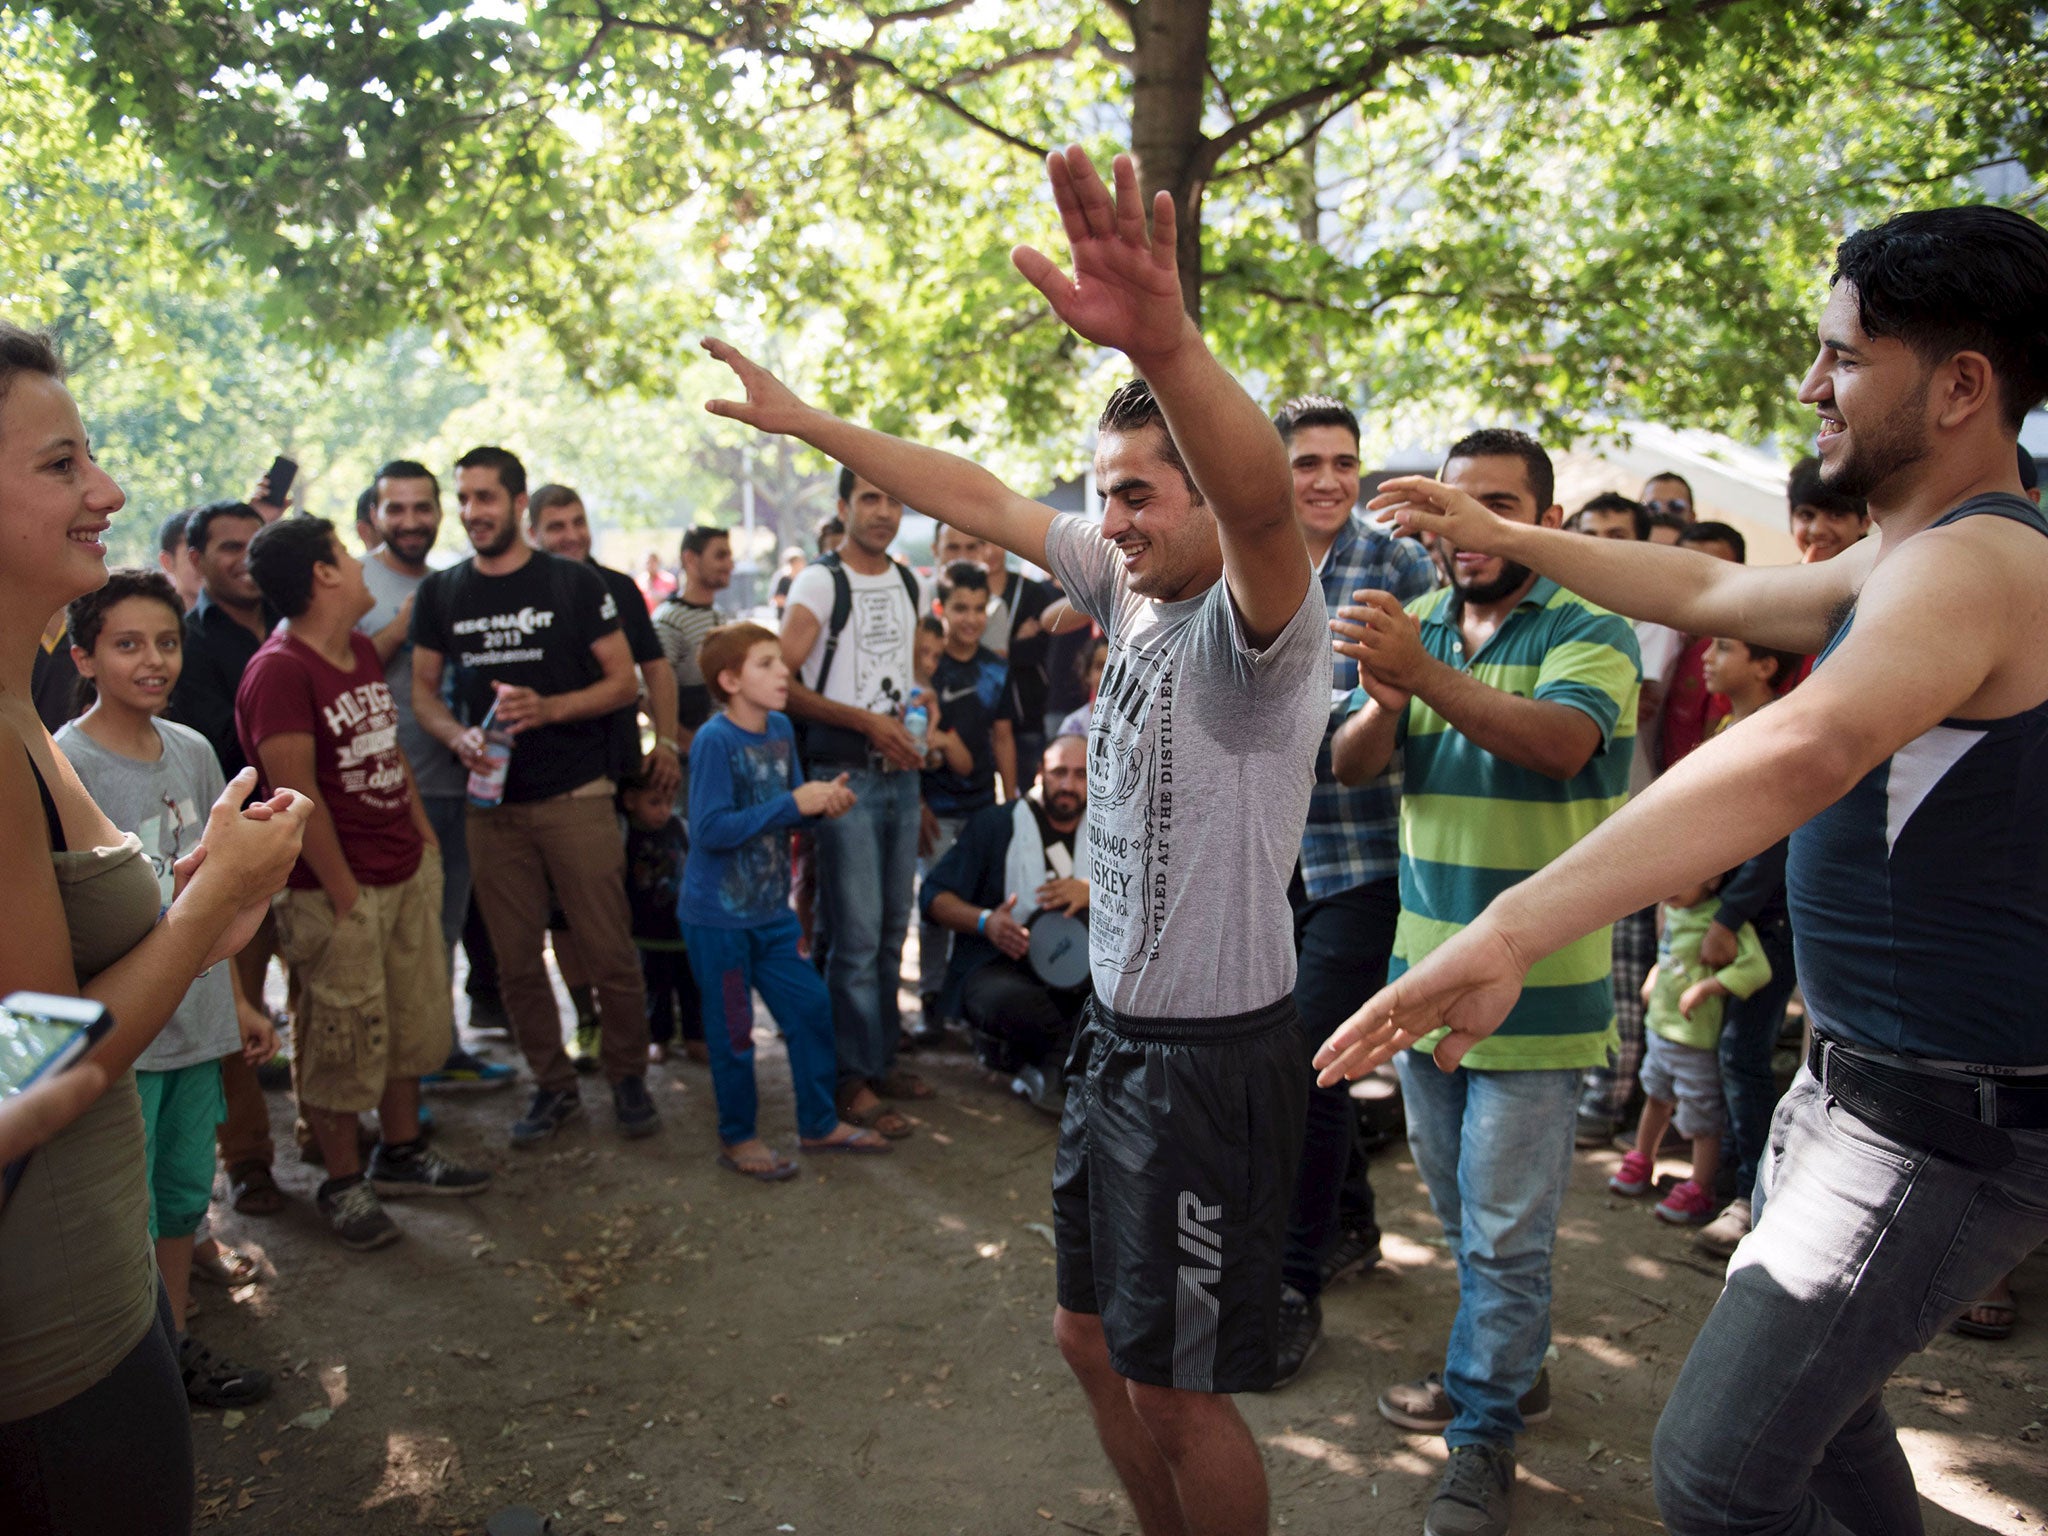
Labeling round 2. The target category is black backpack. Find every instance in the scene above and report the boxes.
[803,549,923,761]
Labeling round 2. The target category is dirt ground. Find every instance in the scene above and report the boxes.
[189,979,2048,1536]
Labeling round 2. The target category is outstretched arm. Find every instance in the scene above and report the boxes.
[704,341,1056,571]
[1010,149,1303,643]
[1311,519,2021,1082]
[1367,477,1873,655]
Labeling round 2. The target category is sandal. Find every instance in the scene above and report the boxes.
[228,1162,286,1217]
[718,1146,800,1183]
[179,1335,273,1409]
[801,1124,893,1155]
[191,1242,262,1288]
[836,1083,914,1140]
[874,1071,937,1101]
[1951,1296,2018,1340]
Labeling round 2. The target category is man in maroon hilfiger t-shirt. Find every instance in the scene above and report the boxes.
[237,516,490,1254]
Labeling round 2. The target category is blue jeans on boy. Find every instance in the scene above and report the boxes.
[1396,1053,1581,1447]
[1653,1068,2048,1533]
[1716,919,1797,1201]
[809,765,919,1089]
[681,912,841,1146]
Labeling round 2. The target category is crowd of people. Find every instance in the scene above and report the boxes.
[0,142,2044,1536]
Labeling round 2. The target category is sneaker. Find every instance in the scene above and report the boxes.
[1574,1110,1617,1149]
[1378,1370,1551,1434]
[1425,1443,1516,1536]
[179,1334,273,1409]
[569,1022,602,1074]
[423,1046,518,1094]
[1009,1064,1065,1118]
[317,1176,400,1251]
[1319,1227,1381,1289]
[465,991,513,1036]
[611,1075,661,1139]
[368,1141,493,1198]
[1265,1285,1321,1390]
[1655,1178,1716,1225]
[1608,1147,1653,1196]
[1695,1195,1752,1258]
[510,1087,583,1147]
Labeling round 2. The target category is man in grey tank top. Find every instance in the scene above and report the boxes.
[705,146,1327,1536]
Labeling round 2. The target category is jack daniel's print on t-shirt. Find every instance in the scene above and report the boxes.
[410,550,623,804]
[1087,636,1175,976]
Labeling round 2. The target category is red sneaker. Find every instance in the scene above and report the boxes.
[1609,1148,1653,1196]
[1656,1179,1716,1225]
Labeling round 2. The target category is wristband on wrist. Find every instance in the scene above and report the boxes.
[977,909,991,935]
[655,736,680,753]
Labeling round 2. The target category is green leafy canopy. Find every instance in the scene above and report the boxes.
[30,1,2048,475]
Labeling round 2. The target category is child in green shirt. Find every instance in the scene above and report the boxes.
[1609,879,1771,1225]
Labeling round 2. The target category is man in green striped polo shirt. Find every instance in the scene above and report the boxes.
[1330,428,1640,1536]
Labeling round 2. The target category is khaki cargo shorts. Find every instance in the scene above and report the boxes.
[274,848,452,1113]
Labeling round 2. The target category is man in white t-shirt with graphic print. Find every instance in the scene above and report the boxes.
[781,469,931,1135]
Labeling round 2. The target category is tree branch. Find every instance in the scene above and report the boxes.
[1197,0,1750,176]
[587,3,1053,159]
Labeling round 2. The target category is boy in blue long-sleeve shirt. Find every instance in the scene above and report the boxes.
[681,623,890,1178]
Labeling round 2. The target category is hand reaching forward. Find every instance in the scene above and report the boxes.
[701,339,814,437]
[1011,148,1191,369]
[1366,476,1515,554]
[1313,918,1531,1083]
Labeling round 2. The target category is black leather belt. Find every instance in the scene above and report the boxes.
[1809,1035,2048,1170]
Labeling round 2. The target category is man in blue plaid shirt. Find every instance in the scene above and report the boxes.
[1265,397,1438,1386]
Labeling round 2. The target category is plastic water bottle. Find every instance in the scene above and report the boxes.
[904,701,930,759]
[465,700,514,808]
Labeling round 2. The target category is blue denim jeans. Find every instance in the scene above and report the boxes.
[809,764,919,1089]
[681,913,840,1145]
[1716,920,1797,1200]
[1654,1067,2048,1533]
[1396,1053,1581,1447]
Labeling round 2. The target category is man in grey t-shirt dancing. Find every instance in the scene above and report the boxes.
[704,146,1328,1536]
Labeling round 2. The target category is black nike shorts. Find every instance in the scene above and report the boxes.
[1052,995,1308,1394]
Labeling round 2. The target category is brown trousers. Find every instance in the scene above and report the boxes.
[466,789,647,1093]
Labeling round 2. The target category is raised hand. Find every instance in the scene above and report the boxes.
[701,339,815,437]
[1366,476,1511,553]
[1313,918,1530,1082]
[1011,147,1190,369]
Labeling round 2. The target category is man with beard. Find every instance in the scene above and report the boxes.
[1327,428,1639,1536]
[919,733,1091,1112]
[409,446,658,1146]
[358,460,516,1092]
[1317,206,2048,1535]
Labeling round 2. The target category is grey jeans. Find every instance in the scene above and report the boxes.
[1653,1066,2048,1534]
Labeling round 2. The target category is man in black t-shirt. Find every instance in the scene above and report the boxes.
[527,484,682,797]
[411,446,659,1148]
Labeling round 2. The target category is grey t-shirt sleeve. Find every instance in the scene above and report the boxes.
[1043,514,1121,631]
[1201,568,1332,693]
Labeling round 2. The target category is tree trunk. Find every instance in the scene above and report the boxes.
[1127,0,1211,321]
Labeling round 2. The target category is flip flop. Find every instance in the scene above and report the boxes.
[1951,1297,2017,1340]
[801,1127,893,1155]
[191,1243,262,1287]
[718,1149,799,1183]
